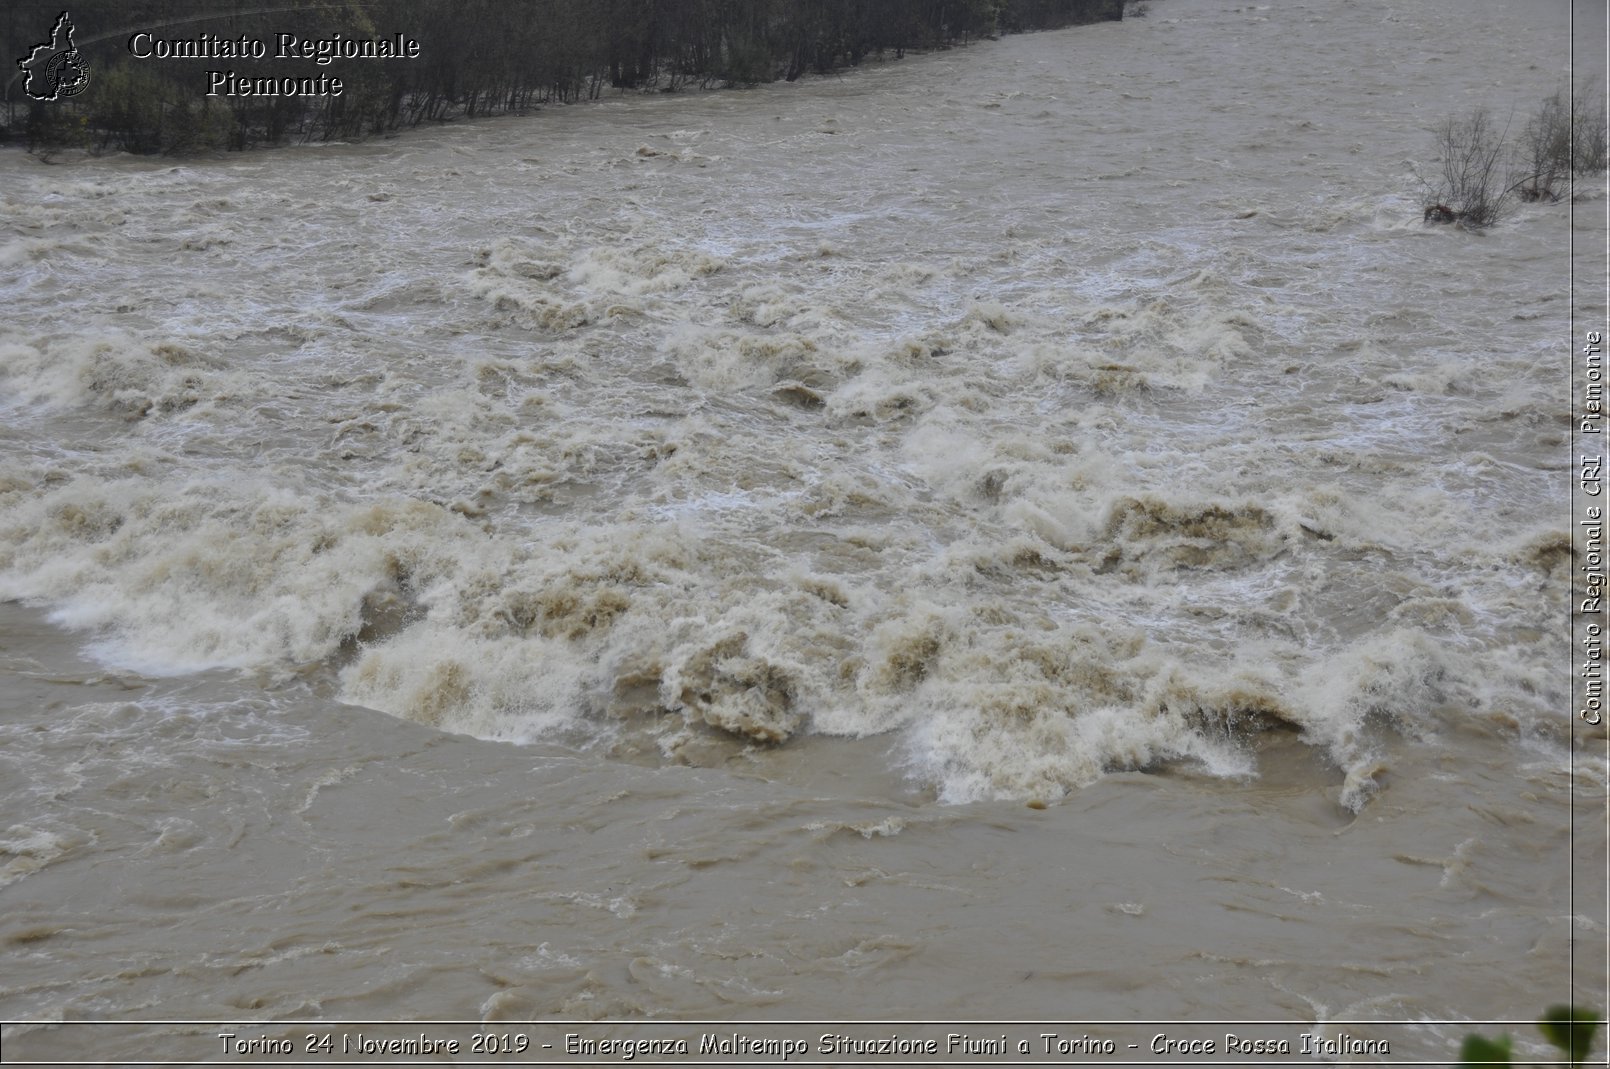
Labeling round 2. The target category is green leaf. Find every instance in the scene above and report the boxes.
[1458,1033,1512,1066]
[1538,1005,1599,1064]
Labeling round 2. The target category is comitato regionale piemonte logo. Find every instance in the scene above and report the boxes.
[17,11,91,101]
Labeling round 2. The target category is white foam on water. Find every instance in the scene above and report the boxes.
[0,0,1580,818]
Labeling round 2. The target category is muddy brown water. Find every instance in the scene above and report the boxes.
[0,0,1603,1062]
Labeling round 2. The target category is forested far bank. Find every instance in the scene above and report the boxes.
[4,0,1123,156]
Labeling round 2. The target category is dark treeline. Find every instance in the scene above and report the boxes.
[5,0,1121,155]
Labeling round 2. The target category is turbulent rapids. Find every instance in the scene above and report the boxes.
[0,0,1601,1041]
[0,152,1562,811]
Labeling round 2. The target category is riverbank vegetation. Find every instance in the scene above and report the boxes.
[1420,82,1608,228]
[5,0,1122,157]
[1458,1004,1598,1066]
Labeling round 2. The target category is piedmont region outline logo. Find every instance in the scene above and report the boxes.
[17,11,91,101]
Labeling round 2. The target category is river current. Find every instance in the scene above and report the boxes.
[0,0,1604,1061]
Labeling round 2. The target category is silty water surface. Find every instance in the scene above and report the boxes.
[0,0,1602,1057]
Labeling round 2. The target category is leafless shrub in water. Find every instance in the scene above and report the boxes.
[1420,108,1514,228]
[1422,84,1608,226]
[1514,89,1570,202]
[1573,81,1608,173]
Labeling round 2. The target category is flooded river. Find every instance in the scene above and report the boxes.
[0,0,1603,1061]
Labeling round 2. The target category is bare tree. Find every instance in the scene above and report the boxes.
[1423,84,1608,227]
[1420,108,1514,227]
[1514,89,1569,202]
[1574,81,1608,173]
